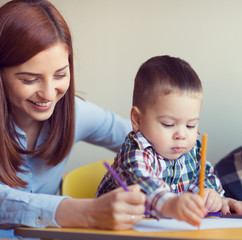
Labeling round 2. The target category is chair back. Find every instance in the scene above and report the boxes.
[62,159,113,198]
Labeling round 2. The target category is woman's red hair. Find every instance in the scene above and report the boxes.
[0,0,75,188]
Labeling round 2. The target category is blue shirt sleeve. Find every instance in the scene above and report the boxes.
[0,184,69,229]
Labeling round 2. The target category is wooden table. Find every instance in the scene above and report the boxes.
[14,226,242,240]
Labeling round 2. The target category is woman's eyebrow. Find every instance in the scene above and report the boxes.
[15,65,69,76]
[55,65,69,73]
[15,72,41,77]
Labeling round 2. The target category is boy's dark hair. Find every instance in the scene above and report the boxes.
[132,55,202,111]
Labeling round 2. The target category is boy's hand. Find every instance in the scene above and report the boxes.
[203,188,222,212]
[161,192,206,227]
[221,197,242,215]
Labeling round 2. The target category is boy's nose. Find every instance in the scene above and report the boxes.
[174,129,186,140]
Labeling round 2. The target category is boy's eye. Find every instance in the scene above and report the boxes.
[162,123,174,128]
[186,125,196,129]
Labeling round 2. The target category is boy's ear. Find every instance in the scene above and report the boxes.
[130,106,141,132]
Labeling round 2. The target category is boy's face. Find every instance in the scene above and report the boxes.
[131,92,202,160]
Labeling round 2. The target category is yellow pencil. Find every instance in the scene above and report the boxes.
[199,134,207,198]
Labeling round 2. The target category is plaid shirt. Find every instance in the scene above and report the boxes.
[97,131,224,218]
[215,146,242,201]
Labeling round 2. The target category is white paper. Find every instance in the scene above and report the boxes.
[134,218,242,232]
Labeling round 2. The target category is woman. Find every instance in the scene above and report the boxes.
[0,0,145,238]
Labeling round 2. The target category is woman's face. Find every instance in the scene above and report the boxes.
[2,42,70,128]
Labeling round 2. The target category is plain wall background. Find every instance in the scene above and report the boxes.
[1,0,242,173]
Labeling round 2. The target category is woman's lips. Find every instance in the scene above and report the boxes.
[29,100,52,111]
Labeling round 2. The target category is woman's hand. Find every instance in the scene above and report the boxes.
[161,192,206,227]
[203,188,222,212]
[55,184,146,230]
[89,184,146,230]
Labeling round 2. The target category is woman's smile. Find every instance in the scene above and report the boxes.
[29,100,52,111]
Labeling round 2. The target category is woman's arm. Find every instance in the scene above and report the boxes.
[0,184,66,228]
[74,97,131,152]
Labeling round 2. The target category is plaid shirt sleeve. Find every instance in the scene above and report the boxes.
[214,146,242,201]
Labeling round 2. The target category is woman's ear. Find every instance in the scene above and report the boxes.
[130,106,141,132]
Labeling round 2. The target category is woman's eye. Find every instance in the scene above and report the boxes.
[54,73,66,79]
[22,79,37,84]
[162,123,174,128]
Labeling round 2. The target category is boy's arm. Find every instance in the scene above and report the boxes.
[122,146,206,225]
[118,147,176,218]
[161,192,206,227]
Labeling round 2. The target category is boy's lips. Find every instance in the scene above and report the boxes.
[171,147,185,153]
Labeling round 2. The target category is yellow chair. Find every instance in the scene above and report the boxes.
[62,159,113,198]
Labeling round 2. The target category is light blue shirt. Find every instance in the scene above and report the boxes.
[0,97,131,238]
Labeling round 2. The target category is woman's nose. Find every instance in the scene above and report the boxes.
[37,80,56,100]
